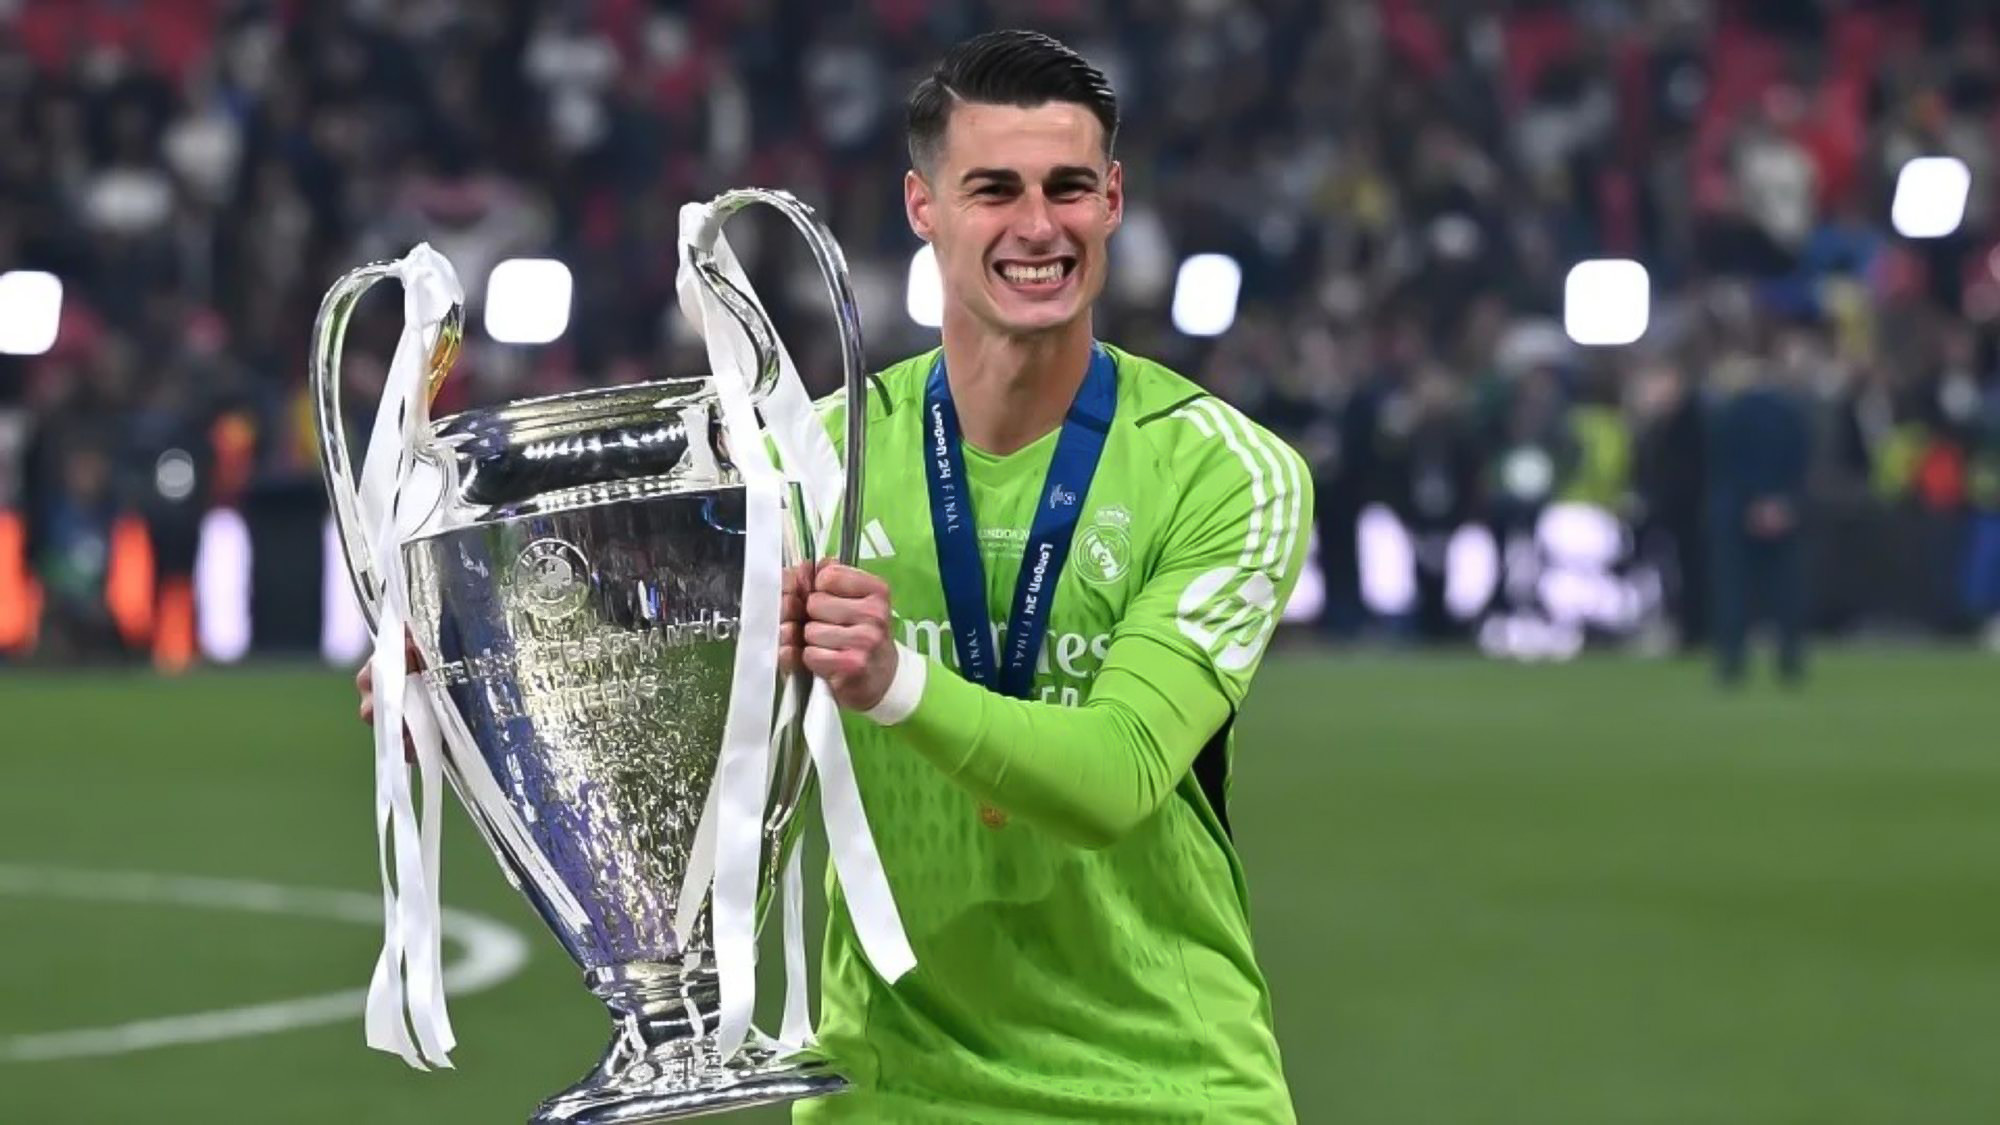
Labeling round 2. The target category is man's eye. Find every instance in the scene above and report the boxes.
[1049,184,1090,200]
[975,185,1010,197]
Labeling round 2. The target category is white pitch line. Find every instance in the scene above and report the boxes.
[0,864,532,1063]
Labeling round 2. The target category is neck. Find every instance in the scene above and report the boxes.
[938,312,1095,455]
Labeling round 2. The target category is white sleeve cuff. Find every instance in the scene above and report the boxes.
[861,643,927,726]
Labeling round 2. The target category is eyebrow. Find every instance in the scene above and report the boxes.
[959,165,1101,187]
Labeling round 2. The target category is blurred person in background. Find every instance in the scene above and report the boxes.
[1278,321,1373,638]
[1965,380,2000,645]
[127,367,215,672]
[24,437,122,662]
[1631,357,1709,650]
[1385,363,1482,641]
[1707,326,1816,688]
[1484,361,1578,620]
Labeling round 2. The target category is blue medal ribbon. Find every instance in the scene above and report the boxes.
[922,344,1116,699]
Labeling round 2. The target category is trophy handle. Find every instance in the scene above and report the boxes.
[309,261,465,628]
[687,189,867,567]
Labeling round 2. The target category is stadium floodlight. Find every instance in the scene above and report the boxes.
[0,270,63,356]
[1891,156,1971,239]
[483,258,574,344]
[1563,259,1649,346]
[1171,254,1242,337]
[906,244,943,328]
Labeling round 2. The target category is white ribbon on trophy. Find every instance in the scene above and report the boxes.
[354,243,461,1069]
[347,244,595,1072]
[672,201,915,1060]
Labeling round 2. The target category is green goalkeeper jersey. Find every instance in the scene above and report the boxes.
[796,343,1310,1124]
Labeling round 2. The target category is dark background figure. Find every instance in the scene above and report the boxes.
[1481,362,1578,623]
[1706,334,1815,687]
[127,369,219,671]
[1631,359,1710,650]
[1311,373,1378,640]
[25,436,123,662]
[1965,363,2000,644]
[1385,366,1483,642]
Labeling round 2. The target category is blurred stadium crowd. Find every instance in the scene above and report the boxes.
[3,0,2000,669]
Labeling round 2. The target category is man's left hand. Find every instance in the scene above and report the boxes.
[801,561,899,712]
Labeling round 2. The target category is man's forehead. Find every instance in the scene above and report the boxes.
[938,101,1107,176]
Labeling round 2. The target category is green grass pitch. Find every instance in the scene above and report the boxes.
[1,649,1995,1123]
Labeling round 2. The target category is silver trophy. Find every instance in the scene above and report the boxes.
[310,189,869,1122]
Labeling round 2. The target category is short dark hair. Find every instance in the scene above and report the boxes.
[906,30,1120,174]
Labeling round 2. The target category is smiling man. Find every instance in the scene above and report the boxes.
[790,28,1312,1124]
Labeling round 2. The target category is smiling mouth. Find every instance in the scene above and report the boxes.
[994,258,1077,288]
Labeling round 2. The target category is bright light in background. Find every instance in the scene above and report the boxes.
[1891,156,1971,239]
[1172,254,1242,337]
[1446,525,1499,621]
[1357,504,1416,616]
[1536,502,1645,630]
[1281,529,1324,624]
[1538,501,1625,569]
[195,508,252,664]
[0,271,63,356]
[1564,259,1649,346]
[906,244,943,328]
[154,449,197,502]
[484,258,573,344]
[1479,615,1584,663]
[322,516,370,666]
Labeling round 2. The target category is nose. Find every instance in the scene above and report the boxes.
[1013,190,1059,246]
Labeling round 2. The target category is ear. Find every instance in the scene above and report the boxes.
[905,169,934,242]
[1104,160,1124,234]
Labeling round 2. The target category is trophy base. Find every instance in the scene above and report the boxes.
[529,962,847,1124]
[530,1040,846,1124]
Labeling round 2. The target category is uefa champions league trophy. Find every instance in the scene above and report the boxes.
[309,189,912,1123]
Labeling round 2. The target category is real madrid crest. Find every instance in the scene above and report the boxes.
[1076,505,1132,585]
[514,538,591,620]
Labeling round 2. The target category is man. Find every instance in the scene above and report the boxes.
[364,29,1308,1122]
[1630,359,1708,652]
[1706,330,1813,688]
[785,30,1306,1121]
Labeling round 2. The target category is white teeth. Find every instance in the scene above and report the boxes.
[1001,263,1064,284]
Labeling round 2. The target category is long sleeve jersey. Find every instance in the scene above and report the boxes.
[797,344,1313,1124]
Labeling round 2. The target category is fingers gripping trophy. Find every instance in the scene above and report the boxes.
[309,189,915,1123]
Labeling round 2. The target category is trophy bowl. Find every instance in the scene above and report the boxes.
[416,379,836,1123]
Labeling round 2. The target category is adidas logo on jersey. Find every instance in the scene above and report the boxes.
[855,518,896,561]
[1172,398,1303,673]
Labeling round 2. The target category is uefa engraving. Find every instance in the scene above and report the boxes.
[514,538,592,621]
